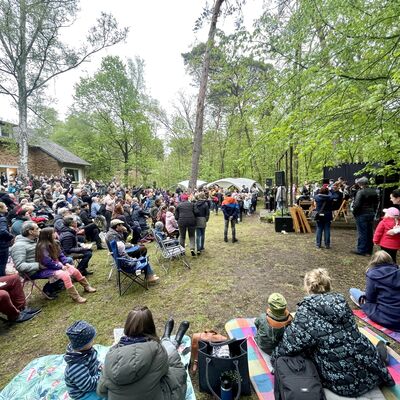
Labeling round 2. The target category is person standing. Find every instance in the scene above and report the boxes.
[314,187,335,249]
[352,177,379,256]
[194,192,210,254]
[0,202,13,276]
[221,192,239,243]
[175,194,196,256]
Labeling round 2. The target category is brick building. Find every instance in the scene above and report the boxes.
[0,121,90,182]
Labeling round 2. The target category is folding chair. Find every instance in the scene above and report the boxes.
[21,273,54,300]
[152,229,190,273]
[109,240,148,296]
[105,241,140,281]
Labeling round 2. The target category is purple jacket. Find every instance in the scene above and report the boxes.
[31,249,69,279]
[361,263,400,331]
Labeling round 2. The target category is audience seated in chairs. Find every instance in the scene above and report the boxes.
[165,206,179,238]
[79,202,105,250]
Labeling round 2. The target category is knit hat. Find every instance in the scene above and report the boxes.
[383,207,400,218]
[66,320,96,350]
[110,219,124,227]
[267,293,288,319]
[180,194,189,201]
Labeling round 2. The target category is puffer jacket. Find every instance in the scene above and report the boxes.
[362,263,400,331]
[175,201,196,227]
[373,217,400,250]
[0,214,13,249]
[272,292,394,397]
[10,235,40,275]
[97,340,187,400]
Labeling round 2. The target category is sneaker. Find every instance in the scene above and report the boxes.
[23,307,42,315]
[190,250,196,257]
[14,310,40,323]
[196,251,201,255]
[349,294,360,307]
[232,238,238,243]
[148,275,160,285]
[224,237,228,243]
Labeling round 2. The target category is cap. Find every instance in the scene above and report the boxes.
[383,207,400,218]
[110,219,124,227]
[356,177,369,185]
[66,320,96,350]
[267,293,288,319]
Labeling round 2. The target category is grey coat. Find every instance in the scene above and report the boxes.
[97,340,187,400]
[10,235,40,275]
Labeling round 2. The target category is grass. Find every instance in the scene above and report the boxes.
[0,210,397,399]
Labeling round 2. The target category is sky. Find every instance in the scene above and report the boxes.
[0,0,263,123]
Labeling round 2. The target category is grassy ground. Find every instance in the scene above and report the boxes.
[0,210,396,398]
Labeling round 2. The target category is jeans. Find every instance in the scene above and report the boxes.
[178,225,195,250]
[315,220,331,247]
[349,288,365,305]
[0,247,9,277]
[77,250,93,272]
[224,219,236,240]
[196,227,205,251]
[355,213,375,254]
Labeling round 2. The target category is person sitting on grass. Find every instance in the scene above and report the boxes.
[64,320,103,400]
[272,268,394,397]
[254,293,292,355]
[350,250,400,332]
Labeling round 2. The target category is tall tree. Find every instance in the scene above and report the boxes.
[0,0,128,177]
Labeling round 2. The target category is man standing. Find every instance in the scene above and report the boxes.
[352,177,379,256]
[221,192,239,243]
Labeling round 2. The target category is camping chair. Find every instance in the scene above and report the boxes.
[21,273,54,300]
[106,241,142,281]
[109,240,148,296]
[152,229,190,273]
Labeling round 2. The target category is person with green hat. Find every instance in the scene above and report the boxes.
[254,293,292,355]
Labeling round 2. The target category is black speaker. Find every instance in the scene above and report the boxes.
[274,216,294,233]
[275,171,285,187]
[265,178,273,187]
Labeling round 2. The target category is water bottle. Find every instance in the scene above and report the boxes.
[220,378,233,400]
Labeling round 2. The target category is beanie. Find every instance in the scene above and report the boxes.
[66,320,96,350]
[267,293,288,319]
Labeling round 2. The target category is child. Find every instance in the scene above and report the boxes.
[373,207,400,262]
[64,320,103,400]
[254,293,292,355]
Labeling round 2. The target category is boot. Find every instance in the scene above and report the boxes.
[224,236,228,242]
[78,277,97,293]
[174,320,190,347]
[161,318,174,340]
[232,237,238,243]
[67,286,87,303]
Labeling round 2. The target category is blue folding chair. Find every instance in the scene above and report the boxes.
[109,240,148,295]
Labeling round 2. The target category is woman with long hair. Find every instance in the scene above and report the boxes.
[350,250,400,331]
[97,306,188,400]
[35,227,96,304]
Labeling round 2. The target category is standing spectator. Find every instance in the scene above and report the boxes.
[221,192,239,243]
[352,177,379,256]
[104,190,116,230]
[194,192,210,254]
[175,194,196,256]
[0,202,13,276]
[275,185,286,210]
[314,187,335,249]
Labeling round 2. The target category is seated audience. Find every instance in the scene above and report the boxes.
[64,320,103,400]
[272,268,394,397]
[154,222,179,247]
[254,293,292,355]
[0,202,13,277]
[165,206,179,238]
[350,250,400,331]
[79,202,105,250]
[97,306,188,400]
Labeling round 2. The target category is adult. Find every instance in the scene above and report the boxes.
[0,274,41,322]
[194,192,209,254]
[79,203,104,250]
[35,227,96,304]
[313,186,335,249]
[389,188,400,208]
[352,176,379,256]
[221,192,239,243]
[272,268,394,397]
[97,306,187,400]
[0,202,13,277]
[103,190,116,230]
[175,194,196,256]
[350,250,400,331]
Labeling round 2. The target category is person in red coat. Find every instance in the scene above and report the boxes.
[373,207,400,262]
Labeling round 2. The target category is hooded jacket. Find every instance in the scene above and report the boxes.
[272,292,394,397]
[373,217,400,250]
[175,201,196,227]
[362,263,400,331]
[221,197,239,221]
[97,340,187,400]
[194,200,210,228]
[10,235,40,275]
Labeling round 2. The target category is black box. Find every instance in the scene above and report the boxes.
[274,216,294,232]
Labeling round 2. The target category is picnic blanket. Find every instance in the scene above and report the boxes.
[225,318,399,400]
[0,336,195,400]
[353,310,400,344]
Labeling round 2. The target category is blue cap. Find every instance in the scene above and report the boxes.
[66,320,96,350]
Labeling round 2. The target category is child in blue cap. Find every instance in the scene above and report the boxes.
[64,320,103,400]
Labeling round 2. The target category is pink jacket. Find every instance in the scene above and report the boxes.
[165,211,178,233]
[373,218,400,250]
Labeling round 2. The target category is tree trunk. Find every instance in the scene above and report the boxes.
[189,0,224,191]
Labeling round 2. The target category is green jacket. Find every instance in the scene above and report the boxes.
[10,235,40,275]
[97,340,187,400]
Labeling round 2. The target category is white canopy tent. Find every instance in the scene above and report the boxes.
[207,177,264,193]
[176,180,207,189]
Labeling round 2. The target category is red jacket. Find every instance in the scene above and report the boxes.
[373,218,400,250]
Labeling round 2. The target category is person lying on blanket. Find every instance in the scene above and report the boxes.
[254,293,292,355]
[272,268,395,397]
[64,320,103,400]
[350,250,400,332]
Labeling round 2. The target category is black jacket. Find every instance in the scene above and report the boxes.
[352,187,379,217]
[175,201,196,227]
[59,226,90,255]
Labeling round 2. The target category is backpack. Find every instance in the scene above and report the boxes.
[274,355,325,400]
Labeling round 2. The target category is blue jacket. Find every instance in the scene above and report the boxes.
[221,198,239,221]
[362,263,400,331]
[0,214,13,249]
[314,192,337,222]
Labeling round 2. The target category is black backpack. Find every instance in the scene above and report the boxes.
[274,355,325,400]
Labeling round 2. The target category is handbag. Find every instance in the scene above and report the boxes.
[191,330,228,372]
[198,338,251,399]
[311,200,327,221]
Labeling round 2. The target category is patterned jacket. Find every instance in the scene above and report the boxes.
[272,292,394,397]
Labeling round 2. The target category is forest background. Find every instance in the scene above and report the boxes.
[8,0,400,187]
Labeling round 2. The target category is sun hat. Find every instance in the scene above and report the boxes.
[267,293,288,319]
[110,219,124,228]
[66,320,96,350]
[383,207,400,218]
